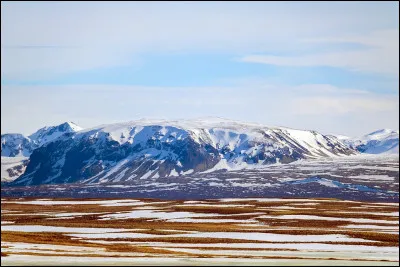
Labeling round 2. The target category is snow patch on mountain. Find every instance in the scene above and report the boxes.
[1,122,83,157]
[1,156,29,182]
[333,129,399,155]
[28,122,83,148]
[9,118,359,186]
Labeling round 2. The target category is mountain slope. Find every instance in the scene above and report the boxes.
[1,122,82,157]
[1,122,83,182]
[336,129,399,154]
[28,121,82,148]
[1,134,32,157]
[11,118,357,186]
[1,156,29,182]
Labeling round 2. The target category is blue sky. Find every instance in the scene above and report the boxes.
[1,1,399,136]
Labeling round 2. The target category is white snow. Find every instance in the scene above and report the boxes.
[230,182,273,187]
[53,212,105,217]
[5,199,143,206]
[67,231,370,243]
[28,122,83,148]
[5,255,399,266]
[347,175,394,181]
[175,204,255,208]
[1,156,28,182]
[258,215,399,224]
[67,232,161,239]
[1,225,133,233]
[1,221,15,224]
[120,241,400,252]
[335,211,399,216]
[167,218,260,223]
[339,224,399,230]
[163,248,399,261]
[218,198,336,203]
[169,169,179,177]
[171,232,370,243]
[343,129,399,155]
[99,210,223,220]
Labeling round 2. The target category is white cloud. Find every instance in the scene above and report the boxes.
[291,96,397,115]
[1,2,398,80]
[241,29,399,76]
[1,3,398,137]
[0,46,141,81]
[1,83,398,137]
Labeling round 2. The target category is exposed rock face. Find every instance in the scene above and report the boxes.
[331,129,399,154]
[1,156,29,182]
[1,122,82,157]
[1,134,33,157]
[10,118,357,186]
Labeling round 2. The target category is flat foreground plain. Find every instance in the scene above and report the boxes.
[1,198,398,266]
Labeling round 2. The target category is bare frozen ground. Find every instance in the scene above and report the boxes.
[1,198,398,265]
[2,154,398,202]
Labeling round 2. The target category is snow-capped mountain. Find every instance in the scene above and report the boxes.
[1,156,29,182]
[334,129,399,154]
[1,122,82,157]
[1,122,83,182]
[1,134,32,157]
[28,121,82,148]
[10,118,357,186]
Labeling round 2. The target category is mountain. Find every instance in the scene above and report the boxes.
[335,129,399,154]
[9,118,357,186]
[1,122,82,157]
[28,121,83,149]
[1,122,83,182]
[1,134,32,157]
[1,156,29,182]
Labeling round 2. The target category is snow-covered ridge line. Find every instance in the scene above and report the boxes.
[6,118,360,186]
[330,128,399,155]
[3,117,397,186]
[79,117,324,135]
[1,122,83,157]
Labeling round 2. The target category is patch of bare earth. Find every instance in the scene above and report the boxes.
[1,197,398,261]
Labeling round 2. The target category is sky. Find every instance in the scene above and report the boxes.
[1,1,399,137]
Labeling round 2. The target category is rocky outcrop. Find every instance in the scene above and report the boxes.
[10,118,357,186]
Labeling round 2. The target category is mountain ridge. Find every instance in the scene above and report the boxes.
[2,118,397,185]
[330,128,399,155]
[1,122,82,157]
[4,118,356,186]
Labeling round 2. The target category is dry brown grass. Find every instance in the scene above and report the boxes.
[206,254,398,262]
[1,231,101,248]
[347,231,399,243]
[257,218,352,228]
[134,229,188,235]
[91,237,398,247]
[189,214,259,220]
[2,197,398,260]
[172,205,258,214]
[1,203,138,214]
[3,217,250,232]
[103,243,195,256]
[176,246,299,251]
[2,252,130,258]
[260,209,398,221]
[0,231,197,257]
[98,237,265,244]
